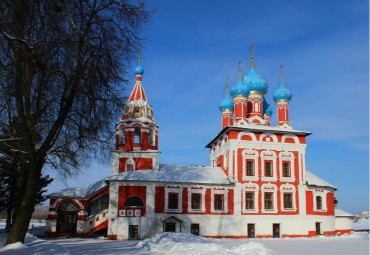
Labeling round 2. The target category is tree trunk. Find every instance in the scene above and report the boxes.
[5,161,42,245]
[6,202,12,233]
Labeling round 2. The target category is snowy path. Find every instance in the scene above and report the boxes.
[0,230,369,255]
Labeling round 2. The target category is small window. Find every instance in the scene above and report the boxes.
[214,195,223,211]
[149,128,155,146]
[124,196,144,208]
[246,161,254,176]
[246,192,254,210]
[264,193,273,210]
[284,193,293,209]
[119,128,125,144]
[283,162,290,177]
[134,127,141,144]
[190,224,199,236]
[168,193,178,210]
[127,164,134,171]
[316,196,322,210]
[265,162,272,177]
[191,193,201,210]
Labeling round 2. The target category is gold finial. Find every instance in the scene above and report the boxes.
[226,76,229,94]
[238,60,242,79]
[280,64,283,83]
[138,44,142,64]
[250,42,254,68]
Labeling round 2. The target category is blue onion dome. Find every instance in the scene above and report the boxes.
[243,68,268,94]
[219,93,234,112]
[230,78,250,98]
[273,82,292,102]
[134,63,144,75]
[263,100,273,115]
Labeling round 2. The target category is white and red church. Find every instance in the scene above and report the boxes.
[45,46,354,239]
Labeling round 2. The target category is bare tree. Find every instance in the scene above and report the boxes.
[0,0,150,244]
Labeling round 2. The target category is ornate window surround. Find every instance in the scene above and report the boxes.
[242,182,259,214]
[165,187,183,213]
[210,188,229,213]
[312,190,328,212]
[280,183,297,211]
[188,187,206,213]
[242,149,259,181]
[261,183,278,213]
[261,150,277,182]
[279,151,295,182]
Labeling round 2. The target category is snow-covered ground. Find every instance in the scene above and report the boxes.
[0,223,369,255]
[354,218,370,230]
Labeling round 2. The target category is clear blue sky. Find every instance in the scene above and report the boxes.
[46,0,369,214]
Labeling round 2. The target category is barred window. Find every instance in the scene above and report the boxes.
[191,193,201,210]
[283,162,290,177]
[246,161,254,176]
[168,193,178,210]
[284,193,293,209]
[214,195,223,211]
[87,194,109,216]
[316,196,322,210]
[245,192,254,210]
[265,162,272,177]
[264,193,273,210]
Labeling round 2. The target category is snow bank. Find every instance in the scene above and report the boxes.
[0,242,24,251]
[137,232,272,255]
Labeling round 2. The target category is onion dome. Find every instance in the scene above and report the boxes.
[134,63,144,75]
[273,65,292,102]
[230,61,250,98]
[219,78,234,112]
[263,100,273,115]
[243,42,268,94]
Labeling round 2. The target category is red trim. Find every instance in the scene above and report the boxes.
[107,235,117,240]
[86,220,108,237]
[204,235,248,239]
[335,229,353,235]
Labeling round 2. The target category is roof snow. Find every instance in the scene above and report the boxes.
[335,208,354,217]
[306,170,337,190]
[48,178,108,198]
[106,164,230,185]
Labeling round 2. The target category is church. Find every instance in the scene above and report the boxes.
[45,45,354,239]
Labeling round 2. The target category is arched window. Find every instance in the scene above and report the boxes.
[149,128,155,146]
[127,164,134,171]
[87,194,109,216]
[214,195,223,211]
[316,196,322,210]
[57,201,79,212]
[119,127,125,144]
[134,127,141,144]
[124,196,144,208]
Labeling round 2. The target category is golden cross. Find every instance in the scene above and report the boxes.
[138,44,143,64]
[239,60,242,79]
[280,64,283,83]
[226,76,229,94]
[250,42,254,68]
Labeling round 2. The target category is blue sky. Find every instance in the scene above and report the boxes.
[46,0,369,214]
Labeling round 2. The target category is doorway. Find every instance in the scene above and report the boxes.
[273,224,280,238]
[248,224,255,238]
[129,225,139,239]
[165,222,176,232]
[315,222,321,235]
[56,201,79,234]
[191,224,199,236]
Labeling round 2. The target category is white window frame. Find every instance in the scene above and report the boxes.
[261,150,277,182]
[188,187,206,213]
[210,189,229,213]
[280,184,297,211]
[242,183,259,214]
[242,149,259,181]
[261,184,278,213]
[165,187,183,213]
[279,152,295,182]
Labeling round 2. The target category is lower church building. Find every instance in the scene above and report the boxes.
[45,47,354,239]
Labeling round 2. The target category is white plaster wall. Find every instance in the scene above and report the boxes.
[335,217,353,230]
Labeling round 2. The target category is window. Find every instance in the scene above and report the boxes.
[214,195,223,211]
[316,196,322,210]
[119,128,125,144]
[246,161,254,176]
[191,193,201,210]
[128,225,139,239]
[124,196,144,208]
[265,162,272,177]
[283,162,290,177]
[134,127,141,144]
[87,194,109,216]
[168,193,179,210]
[264,193,273,210]
[283,193,293,209]
[149,128,155,146]
[127,164,134,171]
[246,192,254,210]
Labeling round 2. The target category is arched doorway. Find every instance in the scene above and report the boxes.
[57,201,79,234]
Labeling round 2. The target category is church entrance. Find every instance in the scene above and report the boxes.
[162,216,183,233]
[165,223,176,232]
[248,224,255,238]
[316,222,321,235]
[273,224,280,238]
[56,201,79,234]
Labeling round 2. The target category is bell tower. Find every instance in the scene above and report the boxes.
[113,55,160,174]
